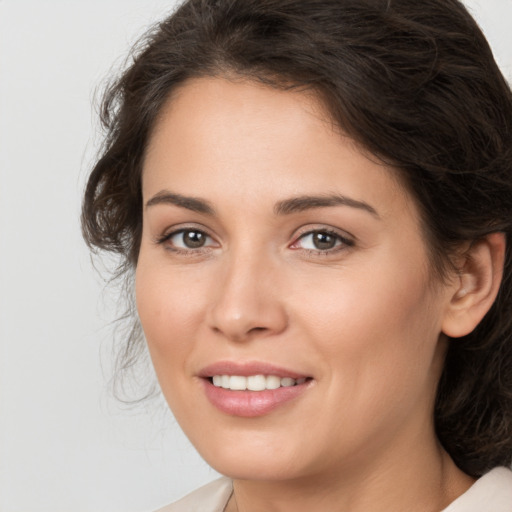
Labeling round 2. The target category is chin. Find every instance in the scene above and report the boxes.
[190,427,319,482]
[208,454,305,482]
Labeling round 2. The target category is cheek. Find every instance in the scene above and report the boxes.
[294,254,442,406]
[134,255,207,371]
[300,259,433,340]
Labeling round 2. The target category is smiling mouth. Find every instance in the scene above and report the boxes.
[201,369,313,416]
[208,374,310,391]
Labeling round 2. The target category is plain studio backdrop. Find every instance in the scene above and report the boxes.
[0,1,511,511]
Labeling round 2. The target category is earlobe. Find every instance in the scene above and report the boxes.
[442,232,506,338]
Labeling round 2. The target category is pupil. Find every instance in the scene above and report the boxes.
[184,231,205,248]
[313,232,336,250]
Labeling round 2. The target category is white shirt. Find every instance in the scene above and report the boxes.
[155,467,512,512]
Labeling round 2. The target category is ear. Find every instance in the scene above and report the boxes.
[442,232,506,338]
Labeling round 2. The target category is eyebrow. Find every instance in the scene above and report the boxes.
[145,190,379,218]
[145,191,215,215]
[274,194,379,217]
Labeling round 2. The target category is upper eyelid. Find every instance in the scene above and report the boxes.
[295,233,351,246]
[155,227,219,254]
[169,228,215,240]
[153,226,216,250]
[289,226,356,253]
[292,224,355,241]
[158,223,215,239]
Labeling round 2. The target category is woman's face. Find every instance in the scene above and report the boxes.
[137,77,454,481]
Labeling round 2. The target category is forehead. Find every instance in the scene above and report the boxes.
[142,76,413,220]
[145,76,335,173]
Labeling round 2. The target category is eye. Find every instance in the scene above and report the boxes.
[159,228,217,250]
[291,229,353,252]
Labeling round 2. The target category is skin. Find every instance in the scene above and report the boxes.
[136,77,490,511]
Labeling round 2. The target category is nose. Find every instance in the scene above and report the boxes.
[207,250,288,342]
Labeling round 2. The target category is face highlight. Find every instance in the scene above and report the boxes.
[136,77,454,482]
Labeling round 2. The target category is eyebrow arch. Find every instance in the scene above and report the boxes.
[145,191,215,215]
[274,194,379,217]
[145,190,379,218]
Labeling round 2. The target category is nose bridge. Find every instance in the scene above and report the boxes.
[208,240,287,341]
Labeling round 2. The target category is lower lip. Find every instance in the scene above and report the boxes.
[202,379,311,417]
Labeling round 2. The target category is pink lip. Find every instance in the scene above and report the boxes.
[198,361,313,418]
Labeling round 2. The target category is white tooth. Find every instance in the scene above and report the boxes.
[212,375,222,387]
[221,375,230,389]
[247,375,266,391]
[266,375,281,390]
[280,377,295,387]
[229,375,247,390]
[296,377,306,385]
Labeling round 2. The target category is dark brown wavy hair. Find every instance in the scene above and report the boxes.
[82,0,512,477]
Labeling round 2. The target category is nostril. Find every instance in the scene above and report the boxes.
[249,327,267,333]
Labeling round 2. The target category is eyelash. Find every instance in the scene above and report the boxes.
[291,228,354,255]
[155,227,354,256]
[155,227,217,255]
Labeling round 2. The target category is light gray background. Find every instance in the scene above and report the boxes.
[0,1,511,511]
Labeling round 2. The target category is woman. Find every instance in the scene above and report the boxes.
[82,0,512,510]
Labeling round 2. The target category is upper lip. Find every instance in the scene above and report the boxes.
[198,361,311,379]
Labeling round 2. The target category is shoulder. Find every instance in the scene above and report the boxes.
[153,477,233,512]
[442,467,512,512]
